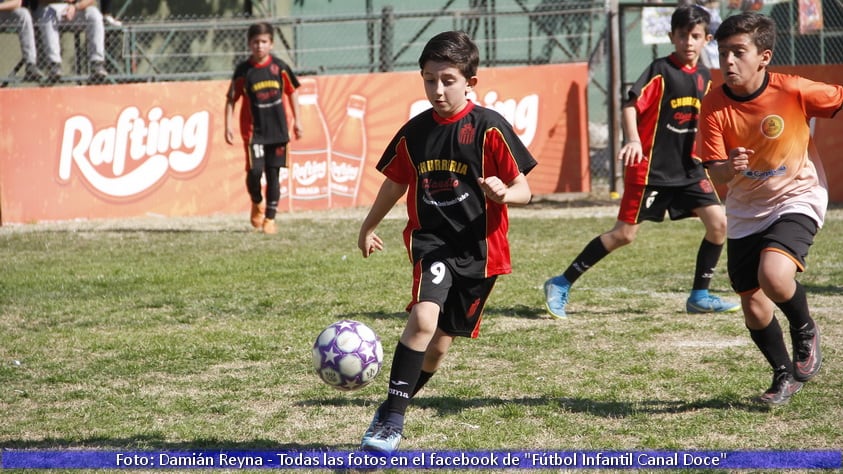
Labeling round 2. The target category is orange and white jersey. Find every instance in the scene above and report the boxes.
[700,72,843,238]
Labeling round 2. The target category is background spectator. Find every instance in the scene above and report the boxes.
[0,0,44,81]
[31,0,107,82]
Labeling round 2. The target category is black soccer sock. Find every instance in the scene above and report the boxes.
[245,171,263,204]
[372,371,433,422]
[384,342,425,427]
[562,236,610,284]
[692,238,723,291]
[412,370,435,397]
[774,281,814,332]
[264,166,280,219]
[748,316,792,373]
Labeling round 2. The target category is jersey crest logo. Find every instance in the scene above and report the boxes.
[645,190,659,208]
[760,115,784,139]
[458,123,475,145]
[467,298,481,318]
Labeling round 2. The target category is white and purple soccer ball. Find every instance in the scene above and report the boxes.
[312,319,383,391]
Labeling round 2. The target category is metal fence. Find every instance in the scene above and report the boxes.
[620,2,843,84]
[1,2,604,82]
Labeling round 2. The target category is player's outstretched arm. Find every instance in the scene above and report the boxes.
[358,178,408,258]
[478,173,531,205]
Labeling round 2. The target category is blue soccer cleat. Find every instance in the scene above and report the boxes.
[360,423,402,454]
[686,293,740,313]
[543,275,570,319]
[360,405,384,446]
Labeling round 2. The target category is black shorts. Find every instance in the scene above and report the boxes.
[248,143,287,171]
[727,213,818,294]
[618,180,721,224]
[408,259,497,339]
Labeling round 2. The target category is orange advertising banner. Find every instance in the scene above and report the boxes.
[0,63,589,224]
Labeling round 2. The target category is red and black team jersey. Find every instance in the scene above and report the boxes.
[377,101,537,279]
[227,55,299,145]
[625,53,711,186]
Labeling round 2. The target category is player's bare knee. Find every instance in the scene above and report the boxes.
[758,273,793,301]
[613,230,636,247]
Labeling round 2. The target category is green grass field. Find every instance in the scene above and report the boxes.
[1,200,840,473]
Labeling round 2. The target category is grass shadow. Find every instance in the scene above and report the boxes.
[0,436,336,451]
[298,394,771,419]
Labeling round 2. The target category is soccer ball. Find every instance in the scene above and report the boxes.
[312,319,383,391]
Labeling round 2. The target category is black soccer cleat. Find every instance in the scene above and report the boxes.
[791,324,822,382]
[757,369,803,406]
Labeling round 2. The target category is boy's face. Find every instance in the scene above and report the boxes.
[668,23,710,68]
[717,32,772,96]
[248,33,273,62]
[421,60,477,118]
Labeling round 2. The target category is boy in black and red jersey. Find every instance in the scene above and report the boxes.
[701,13,838,404]
[225,22,301,235]
[544,5,738,318]
[357,30,536,453]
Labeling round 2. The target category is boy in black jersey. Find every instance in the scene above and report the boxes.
[544,5,738,318]
[357,30,537,453]
[225,22,302,235]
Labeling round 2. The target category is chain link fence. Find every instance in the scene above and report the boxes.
[620,1,843,85]
[1,2,604,81]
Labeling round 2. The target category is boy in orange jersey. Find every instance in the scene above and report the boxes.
[700,12,841,405]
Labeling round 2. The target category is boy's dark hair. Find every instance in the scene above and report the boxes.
[247,22,274,41]
[671,4,711,33]
[714,12,776,52]
[418,31,479,79]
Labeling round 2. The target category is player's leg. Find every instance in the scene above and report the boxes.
[261,144,286,234]
[245,144,265,229]
[542,181,647,319]
[741,288,802,405]
[362,260,451,453]
[729,233,802,405]
[422,328,453,374]
[757,214,821,382]
[363,334,442,443]
[686,202,739,313]
[361,301,437,453]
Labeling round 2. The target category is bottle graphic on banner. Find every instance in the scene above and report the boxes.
[288,77,331,210]
[330,95,367,208]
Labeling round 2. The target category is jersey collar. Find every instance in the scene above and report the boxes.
[433,100,475,124]
[250,55,273,68]
[668,52,698,73]
[723,71,770,102]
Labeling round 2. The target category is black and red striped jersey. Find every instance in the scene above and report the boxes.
[625,53,711,186]
[227,55,299,145]
[377,101,537,278]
